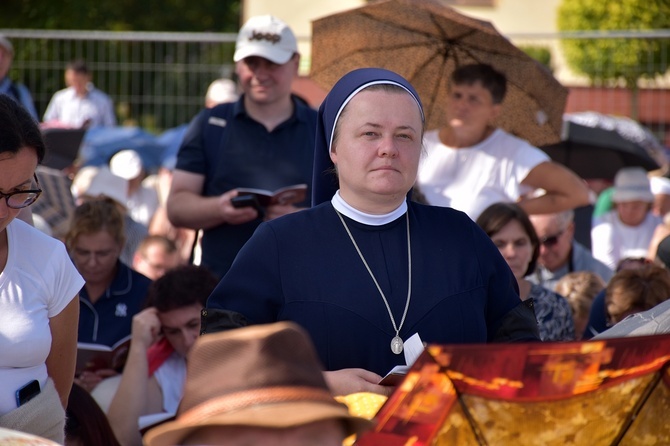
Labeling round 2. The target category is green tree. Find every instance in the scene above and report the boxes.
[557,0,670,119]
[1,0,240,32]
[518,45,552,72]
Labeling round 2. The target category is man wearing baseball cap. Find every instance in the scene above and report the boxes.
[0,34,38,119]
[167,15,317,279]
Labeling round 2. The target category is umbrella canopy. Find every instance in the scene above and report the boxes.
[310,0,567,147]
[356,334,670,445]
[542,118,662,181]
[78,126,166,173]
[568,112,669,170]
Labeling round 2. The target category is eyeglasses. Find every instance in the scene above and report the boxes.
[540,230,564,247]
[0,174,42,209]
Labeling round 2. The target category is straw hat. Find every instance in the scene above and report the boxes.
[143,322,372,446]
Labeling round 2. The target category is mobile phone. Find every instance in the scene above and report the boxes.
[231,194,259,209]
[15,380,40,407]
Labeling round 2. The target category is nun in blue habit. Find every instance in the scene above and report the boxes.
[206,68,539,396]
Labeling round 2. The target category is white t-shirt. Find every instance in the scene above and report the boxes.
[417,128,550,220]
[138,351,186,428]
[0,220,84,415]
[591,210,662,270]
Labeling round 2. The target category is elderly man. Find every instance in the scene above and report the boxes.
[0,35,38,119]
[167,15,317,279]
[529,210,613,291]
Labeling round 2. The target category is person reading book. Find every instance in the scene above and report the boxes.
[166,15,317,279]
[64,197,152,393]
[106,265,218,446]
[75,334,132,376]
[205,68,539,397]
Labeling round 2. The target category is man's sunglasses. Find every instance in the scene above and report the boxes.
[540,230,564,247]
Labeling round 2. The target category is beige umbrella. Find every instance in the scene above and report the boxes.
[310,0,567,147]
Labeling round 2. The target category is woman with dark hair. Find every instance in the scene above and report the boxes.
[65,383,121,446]
[0,95,84,442]
[206,68,539,397]
[477,202,576,341]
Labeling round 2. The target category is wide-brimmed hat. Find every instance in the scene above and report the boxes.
[612,167,654,203]
[143,322,372,446]
[233,15,298,65]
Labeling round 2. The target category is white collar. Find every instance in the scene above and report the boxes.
[331,191,407,226]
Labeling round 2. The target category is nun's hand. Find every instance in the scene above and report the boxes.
[323,368,394,397]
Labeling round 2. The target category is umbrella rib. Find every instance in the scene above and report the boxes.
[608,370,664,445]
[455,391,489,445]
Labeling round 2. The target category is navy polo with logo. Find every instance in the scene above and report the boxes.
[78,261,152,347]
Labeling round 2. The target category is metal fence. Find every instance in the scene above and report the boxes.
[2,29,670,146]
[2,30,240,131]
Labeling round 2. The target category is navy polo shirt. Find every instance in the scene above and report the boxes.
[78,261,152,347]
[176,95,317,278]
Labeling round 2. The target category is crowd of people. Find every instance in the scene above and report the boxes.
[1,12,670,445]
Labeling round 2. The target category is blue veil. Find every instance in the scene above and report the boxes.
[311,68,424,207]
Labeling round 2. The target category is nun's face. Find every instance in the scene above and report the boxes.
[330,89,423,211]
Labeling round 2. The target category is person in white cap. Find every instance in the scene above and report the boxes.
[0,34,38,119]
[109,149,160,229]
[591,167,662,270]
[167,15,317,279]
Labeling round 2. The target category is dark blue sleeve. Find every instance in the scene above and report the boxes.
[175,108,210,174]
[206,222,284,323]
[582,289,608,339]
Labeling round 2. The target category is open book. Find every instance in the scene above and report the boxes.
[235,183,307,208]
[76,334,132,375]
[378,333,425,386]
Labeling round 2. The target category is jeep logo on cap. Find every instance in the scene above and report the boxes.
[249,30,281,44]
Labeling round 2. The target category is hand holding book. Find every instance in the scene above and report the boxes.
[75,334,132,375]
[231,184,308,209]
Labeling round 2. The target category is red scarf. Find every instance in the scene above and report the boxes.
[147,337,174,376]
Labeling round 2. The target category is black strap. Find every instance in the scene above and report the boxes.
[492,300,541,342]
[200,307,249,335]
